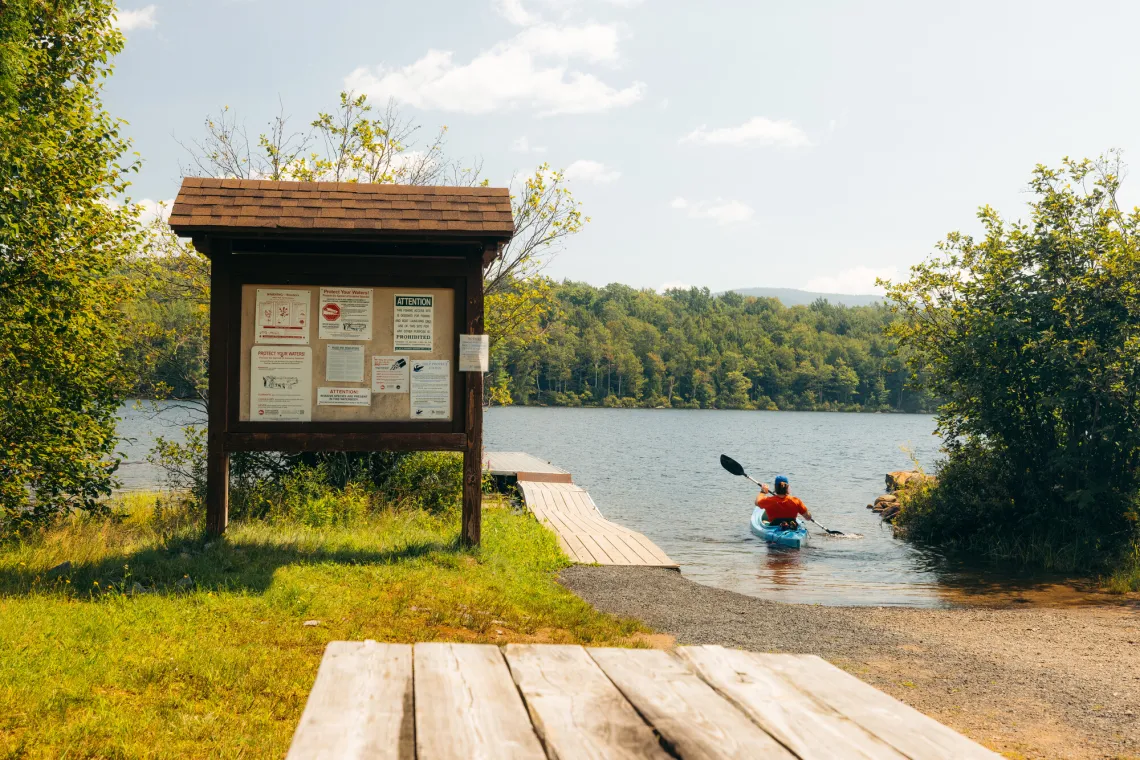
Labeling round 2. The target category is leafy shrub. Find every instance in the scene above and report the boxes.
[886,155,1140,570]
[149,432,465,521]
[377,452,463,513]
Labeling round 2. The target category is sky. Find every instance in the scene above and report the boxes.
[108,0,1140,294]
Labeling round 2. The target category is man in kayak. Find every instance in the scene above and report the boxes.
[757,474,812,529]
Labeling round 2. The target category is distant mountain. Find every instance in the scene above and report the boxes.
[729,287,883,308]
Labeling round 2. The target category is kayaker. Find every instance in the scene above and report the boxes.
[756,475,812,529]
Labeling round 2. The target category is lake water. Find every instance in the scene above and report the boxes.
[114,403,1037,608]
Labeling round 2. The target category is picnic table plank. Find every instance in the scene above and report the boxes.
[678,645,907,760]
[285,641,414,760]
[761,654,1002,759]
[414,643,546,760]
[588,648,795,759]
[504,644,672,760]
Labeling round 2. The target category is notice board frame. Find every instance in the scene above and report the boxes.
[198,236,492,545]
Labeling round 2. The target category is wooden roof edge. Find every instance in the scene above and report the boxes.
[175,176,509,197]
[169,220,513,242]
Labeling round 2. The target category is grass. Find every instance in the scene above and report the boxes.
[0,493,648,758]
[1104,548,1140,593]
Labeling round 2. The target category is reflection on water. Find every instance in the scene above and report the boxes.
[115,403,1122,608]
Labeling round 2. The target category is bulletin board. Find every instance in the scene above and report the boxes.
[237,284,456,422]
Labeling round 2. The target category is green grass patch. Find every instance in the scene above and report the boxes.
[1103,547,1140,593]
[0,494,647,758]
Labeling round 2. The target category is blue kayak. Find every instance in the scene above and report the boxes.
[750,507,809,548]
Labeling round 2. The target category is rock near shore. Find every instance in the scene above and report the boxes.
[885,470,928,492]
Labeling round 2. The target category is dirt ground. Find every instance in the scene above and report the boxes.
[561,565,1140,760]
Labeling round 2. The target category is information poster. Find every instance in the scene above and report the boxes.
[371,356,409,393]
[317,387,371,407]
[256,289,310,345]
[410,359,450,419]
[394,294,433,352]
[319,287,372,340]
[250,347,312,421]
[459,334,490,372]
[326,344,365,383]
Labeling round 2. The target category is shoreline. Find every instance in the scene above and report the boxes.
[561,565,1140,759]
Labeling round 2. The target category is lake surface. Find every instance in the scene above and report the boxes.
[115,403,1052,608]
[484,407,954,607]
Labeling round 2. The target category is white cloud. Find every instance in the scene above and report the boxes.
[564,159,620,183]
[137,198,173,225]
[804,265,899,295]
[680,117,810,147]
[511,136,547,153]
[344,22,643,116]
[114,5,157,32]
[658,280,691,292]
[495,0,536,25]
[670,197,754,225]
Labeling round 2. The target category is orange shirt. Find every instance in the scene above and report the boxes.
[756,494,807,521]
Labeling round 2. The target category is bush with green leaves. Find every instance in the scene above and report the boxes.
[0,0,141,531]
[886,154,1140,569]
[149,433,466,523]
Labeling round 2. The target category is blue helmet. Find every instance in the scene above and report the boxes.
[774,474,789,487]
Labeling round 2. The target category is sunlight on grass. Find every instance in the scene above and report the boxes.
[0,494,647,758]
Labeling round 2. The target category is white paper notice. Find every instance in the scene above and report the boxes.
[371,356,409,393]
[256,288,310,345]
[459,334,490,372]
[317,387,371,407]
[319,287,372,341]
[393,294,433,352]
[410,359,449,419]
[250,347,312,421]
[326,344,365,383]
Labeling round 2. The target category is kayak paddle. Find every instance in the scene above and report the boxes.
[719,454,859,537]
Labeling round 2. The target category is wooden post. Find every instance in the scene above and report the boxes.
[206,237,231,536]
[461,249,486,547]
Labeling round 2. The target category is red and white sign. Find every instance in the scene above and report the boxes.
[318,287,372,341]
[255,288,310,345]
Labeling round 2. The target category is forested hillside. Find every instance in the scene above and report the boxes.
[488,282,933,412]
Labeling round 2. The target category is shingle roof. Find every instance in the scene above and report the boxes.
[167,178,515,240]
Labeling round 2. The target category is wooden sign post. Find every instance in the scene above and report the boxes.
[168,179,513,545]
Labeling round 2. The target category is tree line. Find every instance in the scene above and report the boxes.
[488,282,935,413]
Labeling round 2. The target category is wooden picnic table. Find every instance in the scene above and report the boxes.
[286,641,999,759]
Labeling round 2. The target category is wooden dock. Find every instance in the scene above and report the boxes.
[484,451,678,569]
[287,641,1000,759]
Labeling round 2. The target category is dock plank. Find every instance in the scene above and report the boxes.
[760,654,1002,759]
[588,648,794,759]
[413,643,546,760]
[519,481,678,568]
[504,644,672,760]
[678,645,906,759]
[286,641,413,760]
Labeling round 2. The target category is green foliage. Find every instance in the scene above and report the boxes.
[148,431,465,521]
[886,154,1140,567]
[377,452,464,512]
[489,281,932,411]
[0,0,141,529]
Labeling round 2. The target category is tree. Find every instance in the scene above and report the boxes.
[0,0,142,528]
[884,154,1140,565]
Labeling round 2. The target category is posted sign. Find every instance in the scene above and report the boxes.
[319,287,372,341]
[394,294,433,352]
[250,347,312,421]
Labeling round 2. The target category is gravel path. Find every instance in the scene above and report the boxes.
[561,565,1140,760]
